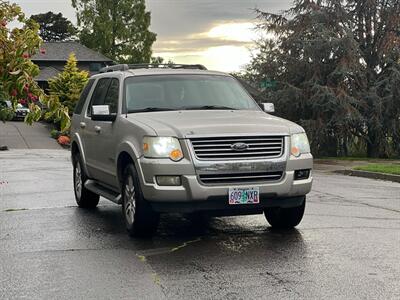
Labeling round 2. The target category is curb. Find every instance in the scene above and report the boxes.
[334,169,400,183]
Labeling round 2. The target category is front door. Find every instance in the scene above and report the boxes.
[81,77,111,182]
[91,78,120,187]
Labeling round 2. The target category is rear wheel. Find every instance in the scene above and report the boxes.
[122,164,159,237]
[73,153,99,208]
[264,197,306,229]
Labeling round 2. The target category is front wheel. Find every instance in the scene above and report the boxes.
[264,197,306,229]
[122,164,159,237]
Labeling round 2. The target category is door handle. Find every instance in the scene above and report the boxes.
[80,122,86,129]
[94,125,102,133]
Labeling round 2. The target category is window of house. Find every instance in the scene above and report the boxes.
[89,63,102,72]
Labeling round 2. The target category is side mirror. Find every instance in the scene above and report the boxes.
[91,105,117,122]
[262,103,275,113]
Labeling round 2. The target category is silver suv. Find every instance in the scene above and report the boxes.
[71,64,313,236]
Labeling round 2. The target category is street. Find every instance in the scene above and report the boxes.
[0,149,399,299]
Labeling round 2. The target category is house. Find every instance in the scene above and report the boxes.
[31,41,113,89]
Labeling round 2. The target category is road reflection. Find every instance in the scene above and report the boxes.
[72,205,308,261]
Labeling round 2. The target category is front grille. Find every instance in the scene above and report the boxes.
[199,171,283,184]
[189,136,284,160]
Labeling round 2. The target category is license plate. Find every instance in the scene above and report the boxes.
[228,187,260,205]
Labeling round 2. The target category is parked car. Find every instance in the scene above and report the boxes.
[1,100,29,120]
[70,64,313,236]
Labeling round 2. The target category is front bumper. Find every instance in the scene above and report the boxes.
[136,150,313,212]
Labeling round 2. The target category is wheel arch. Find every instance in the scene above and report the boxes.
[116,141,141,189]
[70,134,90,177]
[71,141,80,157]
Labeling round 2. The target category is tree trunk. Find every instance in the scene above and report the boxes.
[366,129,380,158]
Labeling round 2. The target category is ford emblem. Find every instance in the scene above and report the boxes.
[231,142,249,151]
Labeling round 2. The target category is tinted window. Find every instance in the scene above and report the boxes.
[87,78,111,116]
[103,78,119,114]
[124,75,259,112]
[74,79,95,115]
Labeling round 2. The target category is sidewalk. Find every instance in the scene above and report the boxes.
[0,121,61,150]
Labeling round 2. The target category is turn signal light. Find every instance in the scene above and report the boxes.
[169,149,183,161]
[291,146,300,157]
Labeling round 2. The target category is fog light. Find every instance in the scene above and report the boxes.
[156,176,181,186]
[294,169,310,180]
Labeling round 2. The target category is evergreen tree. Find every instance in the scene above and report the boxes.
[48,53,89,114]
[30,12,76,42]
[347,0,400,157]
[246,0,400,157]
[71,0,156,63]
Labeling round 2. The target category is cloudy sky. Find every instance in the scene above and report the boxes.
[13,0,292,71]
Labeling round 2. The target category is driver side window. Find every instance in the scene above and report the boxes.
[87,78,111,117]
[103,79,119,114]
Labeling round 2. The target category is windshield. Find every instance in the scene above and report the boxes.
[124,75,260,112]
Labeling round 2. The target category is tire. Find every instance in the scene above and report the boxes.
[264,197,306,229]
[73,153,99,208]
[121,163,159,237]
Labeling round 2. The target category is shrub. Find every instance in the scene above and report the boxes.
[0,1,70,132]
[48,53,88,115]
[50,129,61,139]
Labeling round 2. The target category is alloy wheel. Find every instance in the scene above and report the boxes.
[75,161,82,198]
[124,175,136,225]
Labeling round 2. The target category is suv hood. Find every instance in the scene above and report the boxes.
[128,110,304,138]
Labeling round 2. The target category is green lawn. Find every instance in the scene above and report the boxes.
[354,164,400,175]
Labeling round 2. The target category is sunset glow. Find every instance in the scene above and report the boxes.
[154,22,258,72]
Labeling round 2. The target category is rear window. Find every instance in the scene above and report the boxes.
[74,79,95,115]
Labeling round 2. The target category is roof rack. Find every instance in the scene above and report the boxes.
[99,63,207,73]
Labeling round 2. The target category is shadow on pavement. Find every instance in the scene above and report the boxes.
[71,204,307,258]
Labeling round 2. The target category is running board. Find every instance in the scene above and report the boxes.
[84,180,122,204]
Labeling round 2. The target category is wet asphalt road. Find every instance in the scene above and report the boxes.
[0,150,399,299]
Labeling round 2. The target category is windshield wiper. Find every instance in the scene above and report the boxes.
[182,105,238,110]
[127,107,177,113]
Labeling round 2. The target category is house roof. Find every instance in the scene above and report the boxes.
[34,66,60,82]
[31,41,113,62]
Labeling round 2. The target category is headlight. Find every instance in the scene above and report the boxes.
[290,133,310,157]
[143,137,183,161]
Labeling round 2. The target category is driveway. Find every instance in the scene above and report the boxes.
[0,121,61,149]
[0,150,399,299]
